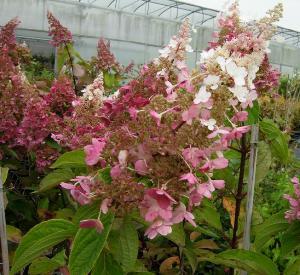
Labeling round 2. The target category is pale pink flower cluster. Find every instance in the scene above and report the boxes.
[81,72,105,102]
[140,189,196,239]
[284,177,300,222]
[156,19,194,101]
[61,3,282,238]
[140,3,279,237]
[84,138,106,166]
[61,176,95,205]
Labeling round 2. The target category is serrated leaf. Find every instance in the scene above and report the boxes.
[72,202,100,225]
[119,217,139,272]
[246,100,260,125]
[284,255,300,275]
[68,213,114,275]
[200,249,279,275]
[11,219,76,274]
[127,260,153,274]
[217,249,279,275]
[50,149,86,169]
[254,212,289,251]
[185,223,220,239]
[28,256,63,275]
[260,119,281,140]
[194,201,222,231]
[183,248,198,274]
[38,169,74,192]
[259,118,290,164]
[166,223,185,246]
[244,142,272,184]
[92,252,124,275]
[281,221,300,257]
[28,250,65,274]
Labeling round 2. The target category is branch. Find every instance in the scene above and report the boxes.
[64,43,78,94]
[231,133,247,249]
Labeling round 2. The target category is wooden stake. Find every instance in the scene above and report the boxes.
[241,124,259,275]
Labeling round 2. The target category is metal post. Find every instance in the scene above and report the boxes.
[241,124,259,275]
[0,169,9,275]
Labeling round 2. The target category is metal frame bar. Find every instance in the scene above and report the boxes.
[61,0,300,47]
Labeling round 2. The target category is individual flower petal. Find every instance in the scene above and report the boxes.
[226,61,248,86]
[118,150,128,168]
[84,138,106,166]
[100,198,112,214]
[80,219,104,233]
[110,164,122,179]
[135,159,148,175]
[232,111,248,123]
[150,110,162,126]
[194,86,211,104]
[180,173,198,185]
[229,86,249,103]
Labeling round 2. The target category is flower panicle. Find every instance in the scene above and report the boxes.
[47,11,73,47]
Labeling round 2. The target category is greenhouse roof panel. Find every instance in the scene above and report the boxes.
[69,0,300,47]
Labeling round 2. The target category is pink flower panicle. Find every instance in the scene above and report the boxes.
[284,177,300,222]
[16,98,61,150]
[47,11,73,47]
[0,17,20,50]
[57,4,283,238]
[45,77,76,115]
[93,38,122,73]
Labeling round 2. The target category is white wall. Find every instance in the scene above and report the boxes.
[1,0,300,71]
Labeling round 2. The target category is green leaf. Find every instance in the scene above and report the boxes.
[246,100,260,125]
[270,135,290,164]
[72,201,100,225]
[28,256,63,275]
[119,217,139,272]
[104,72,119,89]
[69,213,114,275]
[92,252,124,275]
[50,149,86,169]
[200,249,279,275]
[185,223,220,239]
[6,225,22,243]
[127,260,153,274]
[11,219,76,274]
[0,166,9,184]
[281,221,300,257]
[260,118,281,140]
[56,45,69,73]
[194,201,222,231]
[259,118,290,164]
[29,250,66,274]
[38,169,74,192]
[254,212,289,251]
[97,167,112,184]
[284,255,300,275]
[244,142,272,184]
[54,208,75,220]
[183,248,198,274]
[128,272,154,275]
[165,223,186,246]
[45,138,62,152]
